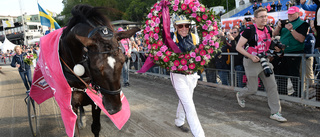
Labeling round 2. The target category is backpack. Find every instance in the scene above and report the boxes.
[246,25,272,47]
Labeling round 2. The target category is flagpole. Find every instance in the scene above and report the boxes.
[19,0,27,46]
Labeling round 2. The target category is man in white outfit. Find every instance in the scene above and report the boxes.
[170,15,205,137]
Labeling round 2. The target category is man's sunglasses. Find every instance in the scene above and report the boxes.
[177,24,191,29]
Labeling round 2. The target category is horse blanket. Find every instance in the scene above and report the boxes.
[30,28,130,137]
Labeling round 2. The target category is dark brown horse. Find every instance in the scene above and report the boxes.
[59,5,139,137]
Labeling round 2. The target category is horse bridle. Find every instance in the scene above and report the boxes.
[61,22,122,95]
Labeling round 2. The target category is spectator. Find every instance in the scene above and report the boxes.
[267,4,271,12]
[273,6,309,97]
[229,27,245,87]
[277,0,283,11]
[253,3,258,11]
[45,27,52,35]
[271,2,276,12]
[118,27,132,87]
[236,8,287,122]
[303,27,315,87]
[11,46,32,91]
[301,0,320,49]
[170,15,205,137]
[286,1,294,10]
[244,10,252,15]
[259,3,263,8]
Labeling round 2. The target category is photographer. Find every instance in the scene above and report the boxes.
[273,6,309,97]
[236,8,287,122]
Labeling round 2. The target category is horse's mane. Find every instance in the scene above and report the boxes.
[62,4,113,38]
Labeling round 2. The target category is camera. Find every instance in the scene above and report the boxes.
[245,17,252,21]
[270,39,285,50]
[257,52,273,77]
[280,19,289,28]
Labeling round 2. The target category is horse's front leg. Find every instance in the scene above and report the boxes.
[91,104,101,137]
[72,105,81,137]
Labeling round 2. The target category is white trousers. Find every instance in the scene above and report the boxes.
[170,72,205,137]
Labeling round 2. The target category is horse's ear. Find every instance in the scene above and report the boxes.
[75,35,93,46]
[115,27,140,41]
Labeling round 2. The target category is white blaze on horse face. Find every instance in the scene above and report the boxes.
[107,57,116,69]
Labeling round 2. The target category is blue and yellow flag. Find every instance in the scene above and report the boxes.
[38,3,61,29]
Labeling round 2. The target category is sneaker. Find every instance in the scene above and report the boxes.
[270,112,287,122]
[236,92,245,108]
[176,124,189,133]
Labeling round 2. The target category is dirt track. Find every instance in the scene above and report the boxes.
[0,64,319,137]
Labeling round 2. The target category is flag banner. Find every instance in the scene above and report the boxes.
[2,20,14,28]
[38,3,61,29]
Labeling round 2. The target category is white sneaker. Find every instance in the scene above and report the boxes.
[270,112,287,122]
[236,92,245,108]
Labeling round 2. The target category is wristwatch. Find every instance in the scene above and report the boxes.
[290,29,294,32]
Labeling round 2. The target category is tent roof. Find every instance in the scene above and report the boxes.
[0,37,18,52]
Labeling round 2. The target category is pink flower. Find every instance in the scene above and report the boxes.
[205,35,211,40]
[213,30,219,36]
[155,27,160,33]
[181,4,187,10]
[202,24,208,30]
[174,60,180,66]
[155,17,160,24]
[151,16,156,21]
[202,31,208,36]
[157,40,163,46]
[178,54,185,58]
[171,66,177,71]
[199,44,204,49]
[153,33,159,40]
[200,50,206,56]
[200,60,206,65]
[154,56,159,61]
[200,6,206,12]
[202,14,208,20]
[182,65,188,71]
[151,22,156,27]
[144,34,149,40]
[209,31,214,36]
[208,48,214,54]
[206,20,212,25]
[181,59,187,65]
[149,31,154,37]
[189,63,196,69]
[160,45,168,52]
[147,44,151,50]
[195,56,201,62]
[191,13,197,18]
[215,42,220,48]
[165,51,172,56]
[192,6,198,12]
[205,54,211,59]
[209,40,214,46]
[152,43,158,49]
[173,5,178,11]
[190,52,196,58]
[202,40,207,45]
[149,54,153,57]
[145,26,150,32]
[147,13,152,18]
[185,54,191,59]
[196,16,201,22]
[195,48,199,53]
[163,56,170,62]
[194,1,201,7]
[156,5,161,11]
[189,2,195,8]
[174,0,179,5]
[156,51,163,57]
[184,0,190,4]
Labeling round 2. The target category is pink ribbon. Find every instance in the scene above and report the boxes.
[137,0,181,73]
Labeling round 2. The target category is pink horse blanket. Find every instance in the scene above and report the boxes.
[30,28,130,137]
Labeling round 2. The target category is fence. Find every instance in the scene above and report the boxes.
[128,51,320,107]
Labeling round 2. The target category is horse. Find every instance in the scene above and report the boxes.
[58,5,140,137]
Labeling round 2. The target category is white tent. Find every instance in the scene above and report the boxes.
[0,37,19,52]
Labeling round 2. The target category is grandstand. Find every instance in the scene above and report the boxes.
[224,0,301,18]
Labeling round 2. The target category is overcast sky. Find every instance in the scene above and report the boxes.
[0,0,63,16]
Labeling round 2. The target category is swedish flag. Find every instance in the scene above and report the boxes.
[38,3,61,29]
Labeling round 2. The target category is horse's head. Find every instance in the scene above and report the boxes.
[60,5,139,114]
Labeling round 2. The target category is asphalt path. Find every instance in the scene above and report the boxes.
[0,64,319,137]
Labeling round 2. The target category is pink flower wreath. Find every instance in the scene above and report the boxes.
[143,0,221,74]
